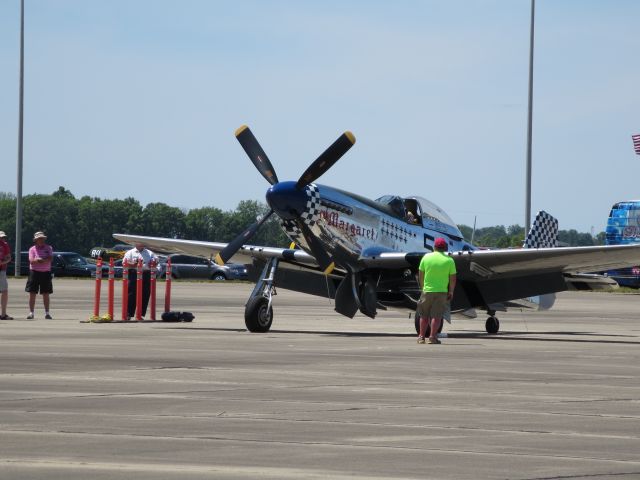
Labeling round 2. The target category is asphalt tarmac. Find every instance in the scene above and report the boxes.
[0,277,639,479]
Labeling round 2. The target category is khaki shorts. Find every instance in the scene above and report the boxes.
[417,292,448,319]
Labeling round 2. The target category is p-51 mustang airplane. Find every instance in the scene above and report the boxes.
[115,126,638,335]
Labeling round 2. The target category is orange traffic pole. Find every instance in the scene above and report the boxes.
[93,257,103,318]
[164,258,172,313]
[135,258,143,320]
[122,259,129,320]
[150,259,157,321]
[107,257,115,320]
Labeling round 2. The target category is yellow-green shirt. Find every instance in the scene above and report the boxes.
[419,251,456,293]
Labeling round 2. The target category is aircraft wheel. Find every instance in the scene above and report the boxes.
[485,316,500,334]
[245,297,273,333]
[414,311,443,337]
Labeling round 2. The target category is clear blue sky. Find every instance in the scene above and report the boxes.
[1,0,639,234]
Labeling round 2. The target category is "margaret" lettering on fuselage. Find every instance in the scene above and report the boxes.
[320,210,378,241]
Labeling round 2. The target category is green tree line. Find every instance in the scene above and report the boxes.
[0,187,604,252]
[0,187,288,252]
[457,224,605,248]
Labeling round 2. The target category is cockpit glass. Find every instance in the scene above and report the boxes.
[374,195,406,218]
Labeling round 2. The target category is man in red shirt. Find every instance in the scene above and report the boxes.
[0,231,12,320]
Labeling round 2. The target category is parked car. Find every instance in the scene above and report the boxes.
[7,251,98,277]
[5,252,29,276]
[165,254,248,280]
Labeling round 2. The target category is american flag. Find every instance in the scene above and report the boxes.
[633,134,640,155]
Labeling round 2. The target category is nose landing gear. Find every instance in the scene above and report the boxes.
[244,258,278,332]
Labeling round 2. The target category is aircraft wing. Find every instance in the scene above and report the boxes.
[362,243,640,275]
[363,244,640,311]
[114,233,640,278]
[112,233,318,267]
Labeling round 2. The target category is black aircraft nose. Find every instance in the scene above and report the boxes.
[266,181,309,220]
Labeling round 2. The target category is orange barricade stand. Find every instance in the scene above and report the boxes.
[122,259,129,320]
[107,257,115,320]
[164,258,172,313]
[93,258,103,318]
[135,259,143,320]
[150,259,157,321]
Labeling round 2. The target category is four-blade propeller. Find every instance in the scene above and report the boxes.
[214,125,355,271]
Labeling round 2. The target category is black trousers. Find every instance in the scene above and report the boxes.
[127,270,151,317]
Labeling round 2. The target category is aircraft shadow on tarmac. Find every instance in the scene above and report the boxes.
[163,327,640,344]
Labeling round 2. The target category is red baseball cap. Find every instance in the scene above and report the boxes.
[434,237,448,250]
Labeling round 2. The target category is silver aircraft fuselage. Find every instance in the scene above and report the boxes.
[273,183,473,270]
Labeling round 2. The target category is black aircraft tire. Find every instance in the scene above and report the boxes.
[485,316,500,334]
[245,297,273,333]
[414,311,444,337]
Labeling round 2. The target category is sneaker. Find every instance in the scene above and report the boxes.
[27,312,34,319]
[428,338,441,344]
[45,313,52,320]
[0,314,14,320]
[417,337,425,344]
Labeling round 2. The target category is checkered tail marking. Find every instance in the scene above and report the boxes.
[523,210,558,248]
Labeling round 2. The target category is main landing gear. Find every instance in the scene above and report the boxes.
[485,311,500,334]
[244,258,278,332]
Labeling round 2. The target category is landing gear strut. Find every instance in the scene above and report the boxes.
[485,313,500,334]
[244,258,278,332]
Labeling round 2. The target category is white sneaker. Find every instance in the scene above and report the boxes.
[27,312,34,319]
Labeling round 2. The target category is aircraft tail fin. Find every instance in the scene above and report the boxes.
[523,211,559,310]
[523,210,558,248]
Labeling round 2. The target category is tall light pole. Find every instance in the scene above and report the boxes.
[525,0,535,230]
[15,0,24,276]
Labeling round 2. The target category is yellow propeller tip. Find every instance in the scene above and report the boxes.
[323,262,336,275]
[344,131,356,144]
[235,125,249,137]
[214,253,225,266]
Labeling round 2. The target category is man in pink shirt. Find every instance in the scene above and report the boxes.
[0,231,12,320]
[26,231,53,319]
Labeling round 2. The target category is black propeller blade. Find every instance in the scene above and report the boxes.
[298,222,335,274]
[235,125,279,185]
[295,131,355,190]
[214,210,275,266]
